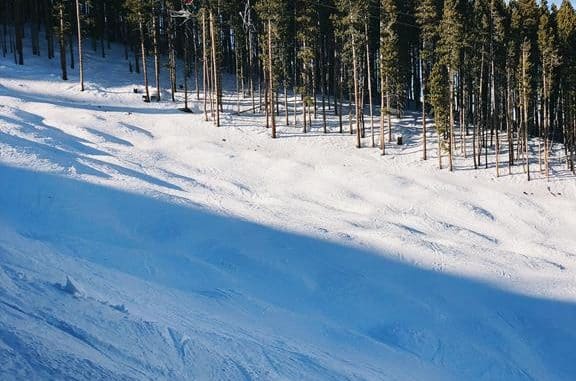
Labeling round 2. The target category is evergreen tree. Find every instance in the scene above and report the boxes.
[537,3,560,178]
[438,0,464,171]
[1,0,573,181]
[416,0,440,161]
[296,0,319,134]
[557,0,576,172]
[380,0,400,153]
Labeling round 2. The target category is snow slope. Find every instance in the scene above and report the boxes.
[1,47,576,380]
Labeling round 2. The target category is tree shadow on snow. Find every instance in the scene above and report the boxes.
[0,114,183,192]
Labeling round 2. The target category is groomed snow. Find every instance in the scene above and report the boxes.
[1,46,575,381]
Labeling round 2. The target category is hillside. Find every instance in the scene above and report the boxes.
[1,47,576,380]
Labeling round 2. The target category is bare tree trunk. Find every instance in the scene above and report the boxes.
[75,0,84,90]
[268,19,276,138]
[522,45,530,181]
[477,50,485,168]
[168,15,177,102]
[421,56,427,160]
[210,10,220,127]
[58,4,67,80]
[506,70,514,174]
[365,22,374,147]
[152,12,160,101]
[491,54,499,177]
[69,31,74,69]
[45,0,55,59]
[31,1,40,56]
[265,69,270,128]
[338,60,343,134]
[285,82,289,125]
[351,34,361,148]
[248,31,255,113]
[461,70,467,158]
[293,85,298,126]
[192,20,200,100]
[138,12,149,102]
[312,60,317,120]
[303,95,308,133]
[448,67,454,172]
[235,37,241,113]
[15,1,23,65]
[202,11,208,120]
[183,24,190,112]
[321,41,327,133]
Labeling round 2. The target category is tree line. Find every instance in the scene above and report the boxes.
[1,0,575,180]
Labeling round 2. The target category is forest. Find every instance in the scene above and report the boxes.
[1,0,575,180]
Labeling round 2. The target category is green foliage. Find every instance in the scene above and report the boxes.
[538,6,560,80]
[380,0,400,108]
[429,61,449,137]
[438,0,464,71]
[416,0,440,63]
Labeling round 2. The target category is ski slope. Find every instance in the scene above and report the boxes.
[1,47,576,381]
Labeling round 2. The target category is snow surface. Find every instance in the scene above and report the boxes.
[1,46,576,381]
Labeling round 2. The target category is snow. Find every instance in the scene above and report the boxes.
[61,276,85,297]
[1,45,576,381]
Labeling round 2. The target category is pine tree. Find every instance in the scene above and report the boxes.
[255,0,288,139]
[151,0,161,101]
[521,38,532,180]
[557,0,576,172]
[538,4,560,179]
[334,0,369,148]
[429,60,449,169]
[416,0,440,161]
[380,0,400,153]
[438,0,464,171]
[2,0,573,182]
[296,0,319,134]
[125,0,151,102]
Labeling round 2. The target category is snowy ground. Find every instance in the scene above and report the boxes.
[1,47,576,381]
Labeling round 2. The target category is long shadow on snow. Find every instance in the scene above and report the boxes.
[0,165,575,380]
[1,102,183,190]
[0,84,182,115]
[0,132,182,191]
[1,113,109,157]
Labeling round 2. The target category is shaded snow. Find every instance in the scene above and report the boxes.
[61,276,85,298]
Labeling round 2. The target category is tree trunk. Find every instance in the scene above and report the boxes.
[522,46,530,181]
[138,12,149,102]
[365,22,374,147]
[421,56,427,160]
[14,0,23,65]
[202,11,208,120]
[351,34,361,148]
[268,19,276,138]
[183,24,190,111]
[58,4,67,80]
[210,10,220,127]
[448,67,454,172]
[152,12,160,101]
[75,0,84,91]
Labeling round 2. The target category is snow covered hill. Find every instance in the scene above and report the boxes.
[1,48,576,381]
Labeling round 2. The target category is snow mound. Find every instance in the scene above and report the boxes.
[61,276,85,298]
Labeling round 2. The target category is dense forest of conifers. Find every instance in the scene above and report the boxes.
[1,0,575,180]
